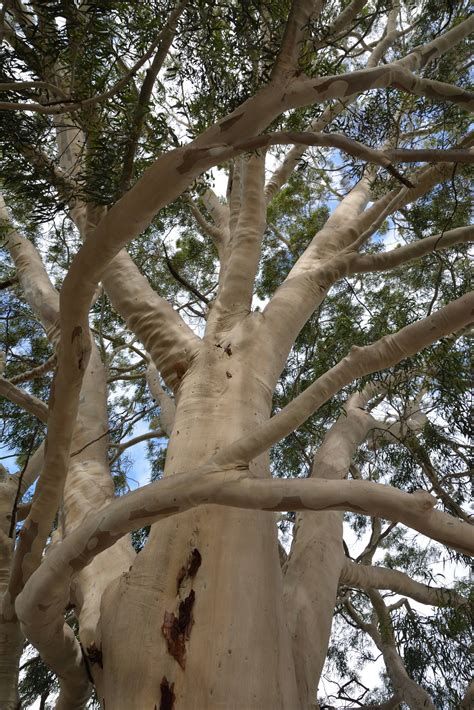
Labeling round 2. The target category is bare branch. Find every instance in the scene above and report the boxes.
[9,355,56,385]
[117,0,190,195]
[346,225,473,275]
[0,9,188,115]
[15,466,472,706]
[146,360,176,436]
[285,65,474,114]
[0,377,48,422]
[102,250,202,391]
[340,559,467,607]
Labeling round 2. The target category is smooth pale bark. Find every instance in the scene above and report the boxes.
[213,293,474,470]
[146,361,176,436]
[11,66,306,703]
[0,469,23,708]
[3,6,473,707]
[281,372,433,704]
[16,455,474,705]
[282,397,377,707]
[18,284,472,706]
[263,145,472,361]
[0,377,49,423]
[263,176,372,365]
[284,62,474,114]
[265,1,400,203]
[97,343,300,709]
[102,250,201,392]
[207,152,266,334]
[228,131,474,173]
[0,431,45,703]
[367,591,436,709]
[17,469,474,628]
[2,222,135,702]
[345,225,474,276]
[10,5,472,612]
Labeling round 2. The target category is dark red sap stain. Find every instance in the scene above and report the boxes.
[161,590,196,669]
[159,677,176,710]
[176,548,202,591]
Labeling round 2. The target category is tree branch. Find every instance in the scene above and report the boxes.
[207,151,266,332]
[339,559,467,607]
[284,64,474,115]
[117,0,190,195]
[102,250,202,391]
[270,0,321,81]
[146,360,176,436]
[0,6,189,115]
[213,293,474,470]
[345,225,473,276]
[15,465,472,707]
[0,377,48,422]
[9,354,56,385]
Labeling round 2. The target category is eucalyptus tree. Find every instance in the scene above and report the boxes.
[0,1,472,708]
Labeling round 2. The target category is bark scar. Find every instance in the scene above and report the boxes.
[162,590,196,669]
[159,677,176,710]
[86,642,103,669]
[177,547,202,591]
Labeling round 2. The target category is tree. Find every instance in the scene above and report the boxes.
[0,0,472,707]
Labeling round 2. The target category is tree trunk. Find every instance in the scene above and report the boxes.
[0,471,23,709]
[98,344,300,708]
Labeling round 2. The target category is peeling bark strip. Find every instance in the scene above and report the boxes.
[177,548,202,591]
[161,590,196,669]
[159,677,176,710]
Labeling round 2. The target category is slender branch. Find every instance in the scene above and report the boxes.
[224,130,474,180]
[108,430,165,467]
[117,0,189,194]
[367,590,436,709]
[186,197,226,245]
[0,80,68,97]
[340,559,467,607]
[0,377,48,422]
[162,241,210,305]
[0,10,188,115]
[345,225,473,275]
[16,473,474,614]
[9,355,56,385]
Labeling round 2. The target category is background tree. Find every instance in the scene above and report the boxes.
[0,1,472,708]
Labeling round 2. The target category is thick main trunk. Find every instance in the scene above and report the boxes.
[98,345,299,709]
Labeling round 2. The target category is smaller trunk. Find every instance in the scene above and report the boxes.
[0,470,24,708]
